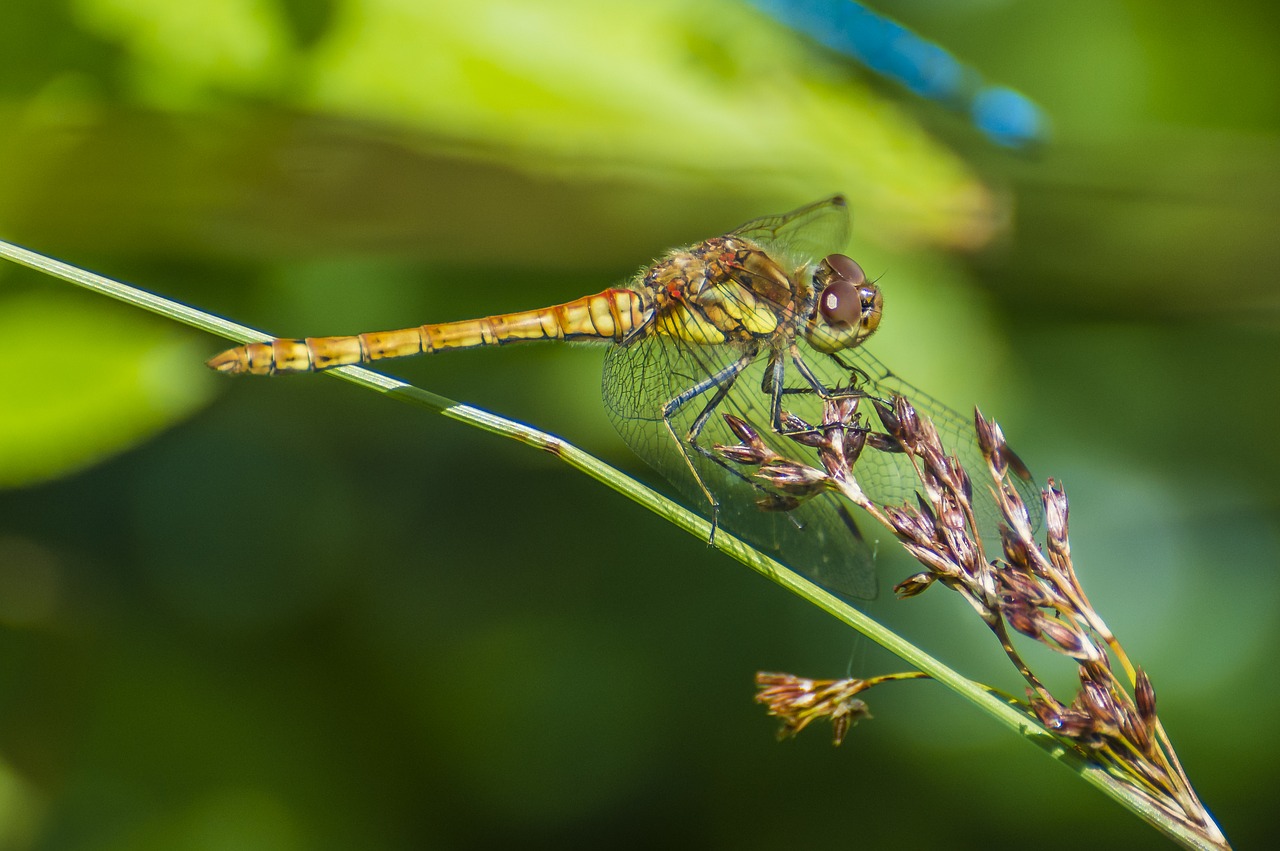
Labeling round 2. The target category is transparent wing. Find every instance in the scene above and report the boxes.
[731,195,851,272]
[602,330,1043,601]
[603,332,880,601]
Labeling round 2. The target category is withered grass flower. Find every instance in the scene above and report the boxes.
[754,673,872,745]
[754,670,931,745]
[723,394,1227,850]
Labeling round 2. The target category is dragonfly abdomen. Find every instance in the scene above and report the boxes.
[206,288,651,375]
[442,287,648,349]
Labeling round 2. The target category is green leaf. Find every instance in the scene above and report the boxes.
[0,288,215,487]
[69,0,995,250]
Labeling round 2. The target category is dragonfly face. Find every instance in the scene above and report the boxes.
[209,195,1038,602]
[805,254,883,355]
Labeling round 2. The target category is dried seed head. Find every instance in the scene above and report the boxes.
[1004,600,1041,639]
[936,492,968,532]
[841,427,869,467]
[828,394,861,424]
[1029,695,1060,728]
[948,456,973,504]
[1001,481,1032,534]
[1079,678,1123,739]
[941,525,979,573]
[756,460,831,498]
[974,409,1000,459]
[883,505,923,541]
[997,569,1053,608]
[919,446,948,485]
[723,413,762,445]
[915,417,944,460]
[902,542,962,578]
[1044,479,1070,558]
[866,432,905,454]
[1134,667,1157,726]
[1081,657,1113,678]
[918,468,944,508]
[894,572,936,598]
[1000,528,1031,568]
[1118,704,1154,756]
[754,672,872,745]
[781,411,826,447]
[1032,697,1102,746]
[894,395,921,440]
[910,494,938,540]
[818,445,846,478]
[1041,620,1102,662]
[788,431,828,449]
[871,397,901,436]
[717,415,780,466]
[839,397,1222,842]
[717,443,769,466]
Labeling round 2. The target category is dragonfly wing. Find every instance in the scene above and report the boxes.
[731,195,852,271]
[603,334,879,601]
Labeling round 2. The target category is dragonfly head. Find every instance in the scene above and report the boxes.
[805,254,883,353]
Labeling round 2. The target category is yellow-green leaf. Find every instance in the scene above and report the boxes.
[0,288,215,487]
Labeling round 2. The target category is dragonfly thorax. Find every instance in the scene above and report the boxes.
[641,236,799,346]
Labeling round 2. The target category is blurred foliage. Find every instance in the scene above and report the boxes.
[0,288,214,487]
[1,0,1278,848]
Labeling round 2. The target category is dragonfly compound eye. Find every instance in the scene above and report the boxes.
[822,253,867,288]
[819,278,861,328]
[818,255,871,329]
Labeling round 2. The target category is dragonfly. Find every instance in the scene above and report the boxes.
[208,196,1037,600]
[745,0,1046,149]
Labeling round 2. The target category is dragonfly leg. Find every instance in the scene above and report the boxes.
[789,346,836,396]
[764,350,788,434]
[769,347,841,439]
[660,348,759,542]
[823,351,884,399]
[778,346,886,434]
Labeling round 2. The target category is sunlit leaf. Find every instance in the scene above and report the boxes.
[69,0,996,250]
[0,288,215,487]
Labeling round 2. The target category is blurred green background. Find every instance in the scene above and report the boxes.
[1,0,1277,847]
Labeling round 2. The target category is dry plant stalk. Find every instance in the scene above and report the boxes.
[719,394,1226,849]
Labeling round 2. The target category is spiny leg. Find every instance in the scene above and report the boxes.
[660,348,760,541]
[823,350,882,398]
[672,346,832,539]
[767,346,840,441]
[775,345,887,440]
[789,344,835,396]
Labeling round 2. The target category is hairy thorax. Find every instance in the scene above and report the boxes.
[639,237,805,346]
